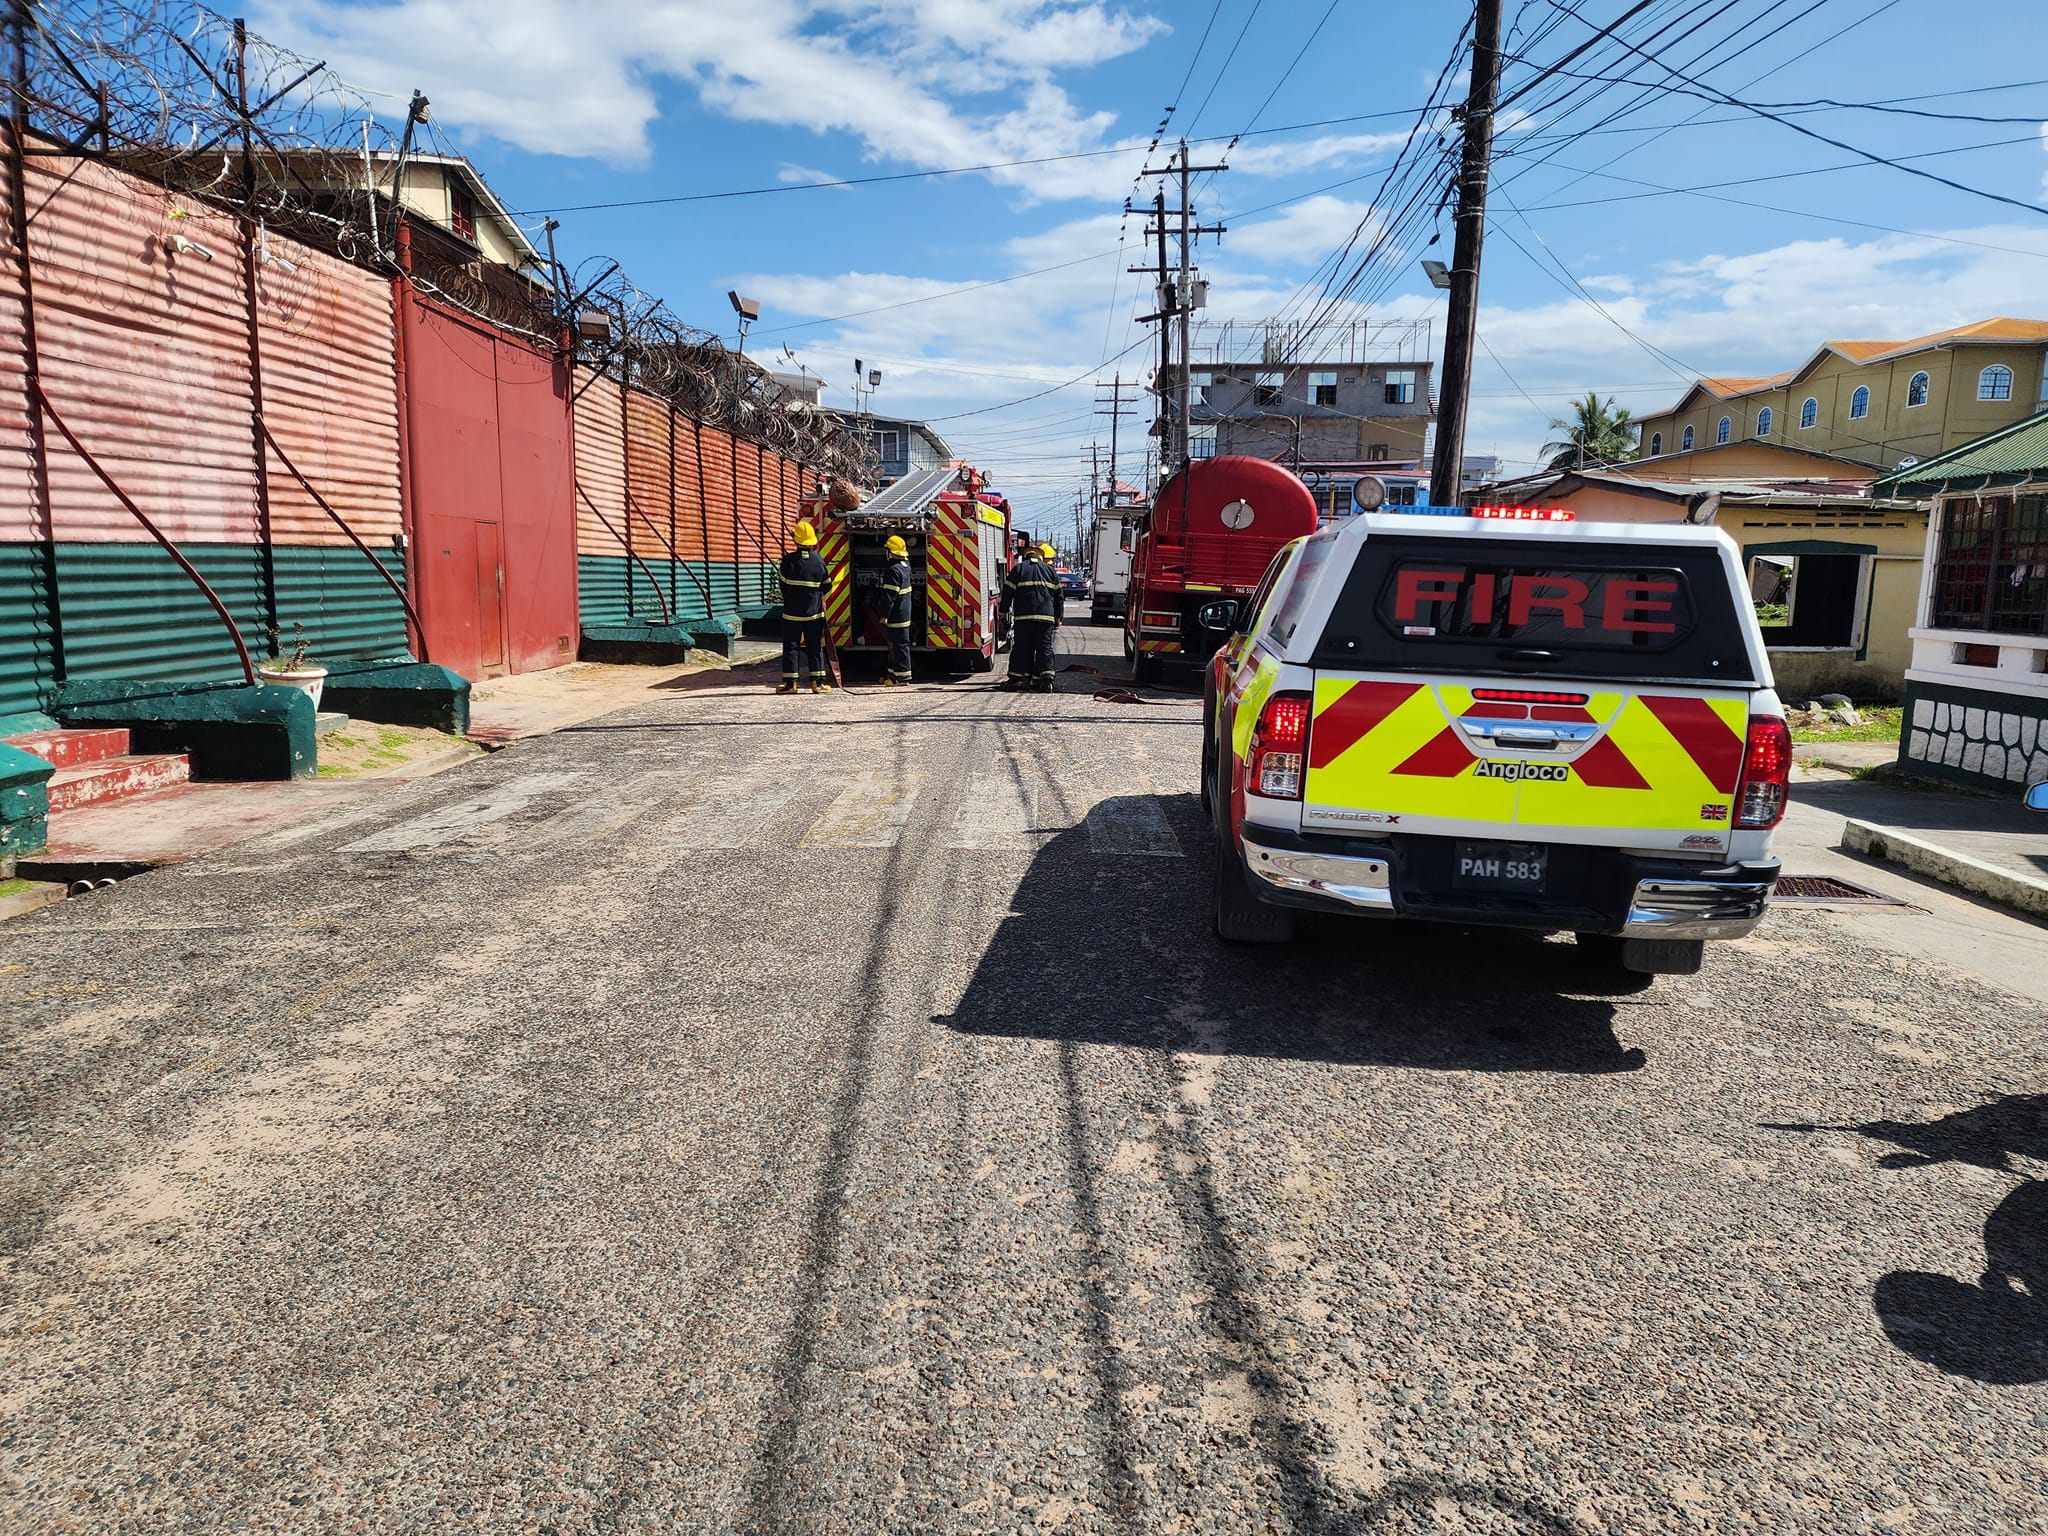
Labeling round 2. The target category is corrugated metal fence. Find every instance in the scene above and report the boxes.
[572,365,808,631]
[0,133,833,722]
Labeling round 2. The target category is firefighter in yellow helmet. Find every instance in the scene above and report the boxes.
[777,520,832,694]
[1001,538,1061,692]
[878,534,915,686]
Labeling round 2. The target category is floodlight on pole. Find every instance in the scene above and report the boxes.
[728,289,761,353]
[1420,259,1452,291]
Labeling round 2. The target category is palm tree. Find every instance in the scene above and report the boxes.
[1542,392,1638,470]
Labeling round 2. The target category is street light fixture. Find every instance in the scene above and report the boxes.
[728,289,761,353]
[1420,259,1452,291]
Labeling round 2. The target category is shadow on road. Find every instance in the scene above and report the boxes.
[941,796,1647,1076]
[1770,1096,2048,1385]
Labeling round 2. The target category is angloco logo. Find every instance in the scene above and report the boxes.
[1472,760,1569,783]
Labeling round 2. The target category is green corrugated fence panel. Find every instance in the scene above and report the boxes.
[54,542,268,685]
[273,546,412,662]
[0,544,57,720]
[579,556,742,627]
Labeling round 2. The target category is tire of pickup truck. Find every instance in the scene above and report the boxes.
[1212,796,1295,944]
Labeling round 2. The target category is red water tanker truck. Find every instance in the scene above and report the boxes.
[1123,456,1320,682]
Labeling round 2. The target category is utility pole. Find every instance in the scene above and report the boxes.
[1094,374,1138,503]
[1132,145,1225,476]
[1429,0,1503,508]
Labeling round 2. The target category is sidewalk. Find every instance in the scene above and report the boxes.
[1792,768,2048,919]
[11,651,775,887]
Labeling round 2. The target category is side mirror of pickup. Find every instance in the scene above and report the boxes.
[1197,599,1240,635]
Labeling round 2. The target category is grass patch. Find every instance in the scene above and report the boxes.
[313,721,479,779]
[1789,705,1902,744]
[0,877,37,899]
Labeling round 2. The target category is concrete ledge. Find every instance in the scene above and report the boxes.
[53,679,316,781]
[0,879,66,922]
[1843,818,2048,918]
[322,661,471,735]
[0,740,54,857]
[580,623,698,666]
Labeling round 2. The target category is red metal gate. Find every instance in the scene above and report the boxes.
[399,294,576,678]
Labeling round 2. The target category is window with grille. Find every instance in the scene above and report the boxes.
[1189,425,1218,459]
[450,184,478,244]
[1929,495,2048,636]
[1907,371,1929,407]
[870,429,902,463]
[1979,365,2013,401]
[1309,371,1338,406]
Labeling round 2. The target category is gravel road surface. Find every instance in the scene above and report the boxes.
[5,617,2045,1534]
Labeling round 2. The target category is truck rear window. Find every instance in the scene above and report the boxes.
[1310,534,1756,684]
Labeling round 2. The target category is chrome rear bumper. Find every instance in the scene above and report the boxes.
[1243,842,1395,912]
[1621,878,1773,940]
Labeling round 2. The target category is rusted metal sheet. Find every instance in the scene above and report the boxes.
[24,151,258,542]
[697,421,738,565]
[572,367,627,559]
[489,330,577,671]
[257,240,402,548]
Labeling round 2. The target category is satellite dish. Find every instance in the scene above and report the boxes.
[1895,455,1919,469]
[1219,499,1256,531]
[1352,475,1387,509]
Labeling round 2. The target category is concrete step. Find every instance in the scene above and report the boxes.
[47,753,191,813]
[3,726,132,769]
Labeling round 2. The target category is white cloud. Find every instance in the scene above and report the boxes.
[256,0,1165,199]
[1223,129,1417,178]
[1224,197,1382,266]
[778,163,854,188]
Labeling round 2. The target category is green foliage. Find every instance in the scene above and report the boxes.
[1543,392,1639,470]
[1789,706,1902,744]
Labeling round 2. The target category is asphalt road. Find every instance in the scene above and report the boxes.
[5,611,2046,1535]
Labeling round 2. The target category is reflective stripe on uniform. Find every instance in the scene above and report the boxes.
[782,578,823,588]
[885,620,912,629]
[1013,614,1056,624]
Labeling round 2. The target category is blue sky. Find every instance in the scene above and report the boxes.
[256,0,2048,532]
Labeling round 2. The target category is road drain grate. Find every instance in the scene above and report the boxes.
[1774,875,1906,904]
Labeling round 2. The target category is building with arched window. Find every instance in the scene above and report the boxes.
[1681,425,1693,451]
[1716,416,1730,444]
[1630,317,2048,470]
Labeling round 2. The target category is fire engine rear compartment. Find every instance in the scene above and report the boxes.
[839,523,929,649]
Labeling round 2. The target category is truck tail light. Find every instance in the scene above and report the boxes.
[1248,691,1312,800]
[1735,716,1792,829]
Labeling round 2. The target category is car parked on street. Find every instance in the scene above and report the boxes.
[1200,510,1791,974]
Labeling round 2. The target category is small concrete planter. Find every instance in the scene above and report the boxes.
[258,664,328,710]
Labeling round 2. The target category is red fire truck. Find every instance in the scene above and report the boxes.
[1124,456,1320,681]
[802,463,1013,675]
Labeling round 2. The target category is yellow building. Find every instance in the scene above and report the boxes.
[1632,319,2048,472]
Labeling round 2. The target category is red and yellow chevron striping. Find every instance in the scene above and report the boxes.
[820,518,854,645]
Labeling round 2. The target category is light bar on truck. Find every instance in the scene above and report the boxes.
[1369,504,1576,521]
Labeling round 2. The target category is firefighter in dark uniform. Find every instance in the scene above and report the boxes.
[1001,540,1060,692]
[777,519,833,695]
[879,534,915,687]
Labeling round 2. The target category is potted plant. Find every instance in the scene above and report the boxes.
[258,622,328,708]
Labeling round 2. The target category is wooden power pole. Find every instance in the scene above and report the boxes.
[1429,0,1503,508]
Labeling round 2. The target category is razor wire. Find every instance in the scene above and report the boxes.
[5,0,869,478]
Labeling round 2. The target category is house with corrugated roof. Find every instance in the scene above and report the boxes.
[1631,318,2048,471]
[1873,408,2048,793]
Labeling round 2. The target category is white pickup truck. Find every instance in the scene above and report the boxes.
[1200,512,1791,975]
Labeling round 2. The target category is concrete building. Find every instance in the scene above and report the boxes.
[816,411,954,484]
[1632,318,2048,472]
[1874,409,2048,794]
